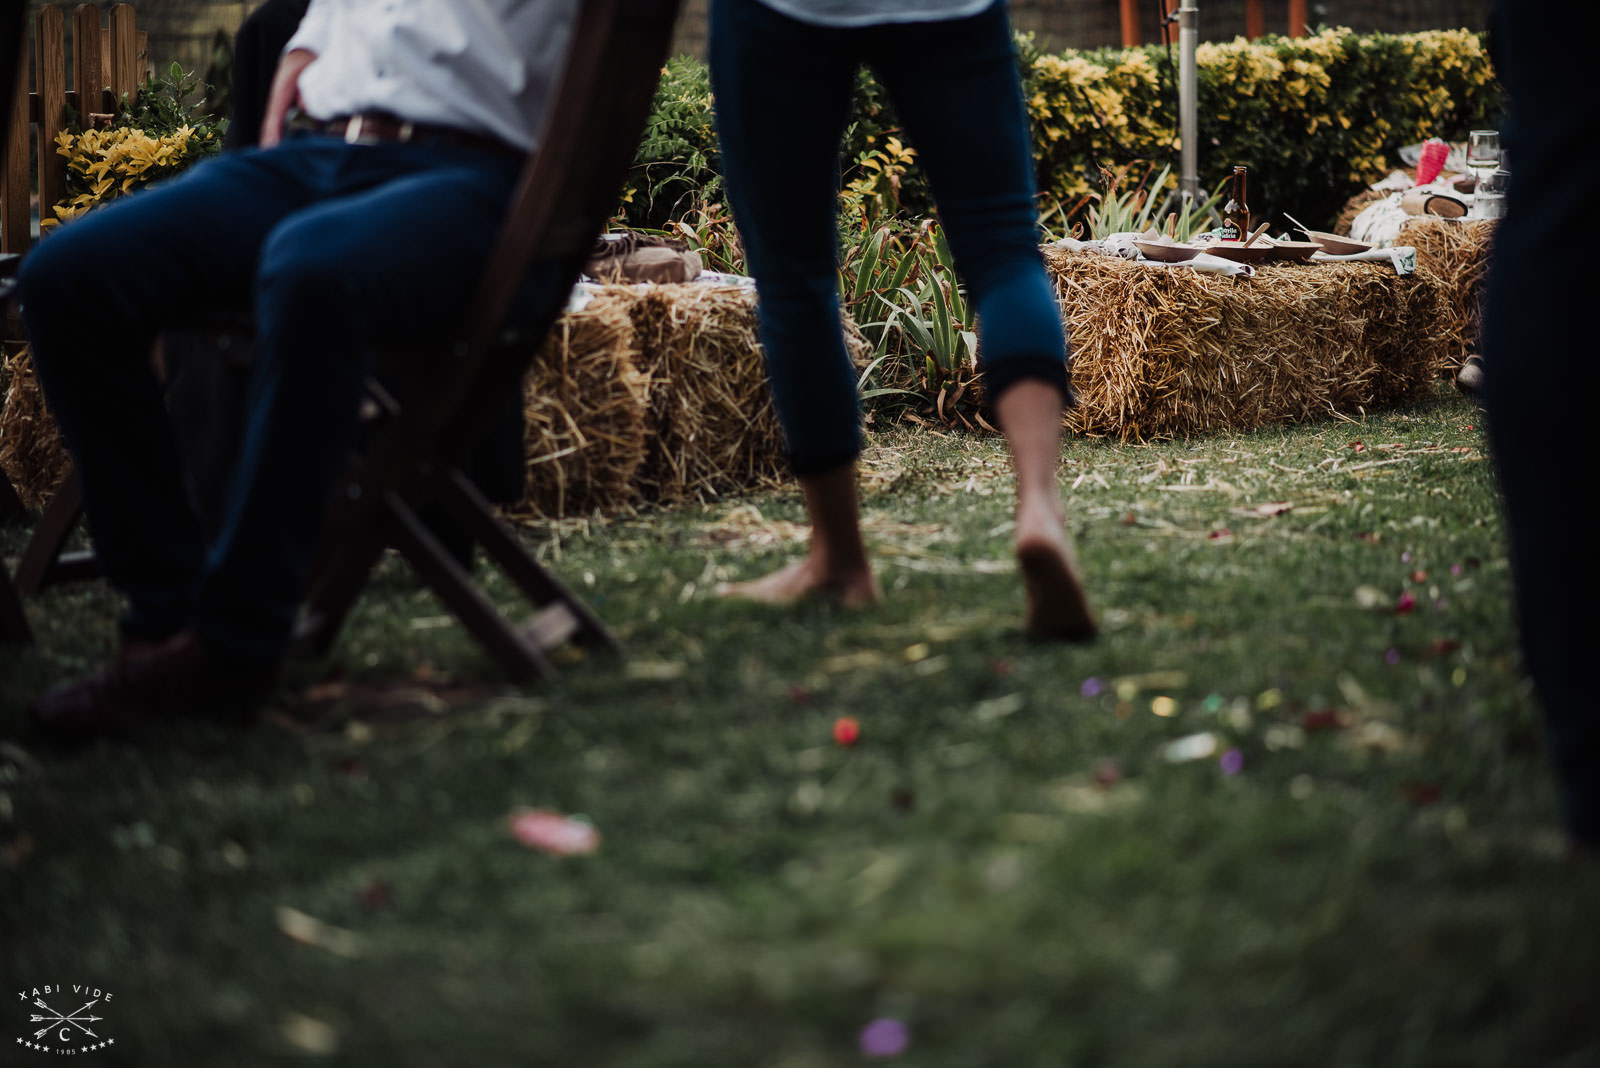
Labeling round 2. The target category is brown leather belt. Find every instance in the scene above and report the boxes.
[292,112,520,156]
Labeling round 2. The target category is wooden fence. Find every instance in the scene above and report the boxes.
[3,3,149,255]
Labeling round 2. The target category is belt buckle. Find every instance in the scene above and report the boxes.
[344,115,367,144]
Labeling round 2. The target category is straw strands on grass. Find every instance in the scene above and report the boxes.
[1400,217,1496,372]
[1044,248,1449,442]
[0,349,69,510]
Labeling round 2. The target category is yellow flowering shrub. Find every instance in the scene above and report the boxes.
[1027,27,1499,228]
[626,27,1500,233]
[43,124,218,229]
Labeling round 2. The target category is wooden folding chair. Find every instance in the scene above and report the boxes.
[8,0,683,671]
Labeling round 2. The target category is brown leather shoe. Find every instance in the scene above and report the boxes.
[29,630,277,743]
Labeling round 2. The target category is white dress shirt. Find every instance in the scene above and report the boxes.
[285,0,578,151]
[755,0,996,26]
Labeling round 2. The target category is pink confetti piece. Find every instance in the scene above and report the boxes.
[859,1018,910,1058]
[508,809,600,856]
[1385,647,1401,666]
[1395,591,1417,615]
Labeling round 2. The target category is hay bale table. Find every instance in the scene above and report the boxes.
[1399,216,1497,373]
[1044,248,1451,442]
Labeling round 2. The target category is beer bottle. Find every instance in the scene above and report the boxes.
[1220,165,1251,241]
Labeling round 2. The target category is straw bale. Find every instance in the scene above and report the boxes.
[622,283,869,504]
[504,288,650,520]
[0,349,71,510]
[1043,247,1449,442]
[1400,216,1496,373]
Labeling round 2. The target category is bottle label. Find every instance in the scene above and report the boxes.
[1219,222,1240,241]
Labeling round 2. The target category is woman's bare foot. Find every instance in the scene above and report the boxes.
[1014,497,1096,641]
[717,554,880,606]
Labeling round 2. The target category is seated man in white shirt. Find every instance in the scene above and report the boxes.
[15,0,578,738]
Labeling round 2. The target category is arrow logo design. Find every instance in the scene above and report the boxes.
[29,997,102,1041]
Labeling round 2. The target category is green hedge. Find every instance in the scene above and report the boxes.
[621,27,1501,233]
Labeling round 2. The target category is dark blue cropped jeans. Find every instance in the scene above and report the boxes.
[17,134,522,662]
[710,0,1070,476]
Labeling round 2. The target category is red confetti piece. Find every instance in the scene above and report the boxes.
[833,716,861,747]
[1357,532,1381,544]
[1395,591,1417,615]
[788,684,811,705]
[1399,781,1441,806]
[1208,528,1233,540]
[992,658,1014,677]
[1302,708,1344,732]
[508,809,600,856]
[334,756,366,779]
[1349,441,1365,451]
[1092,758,1123,789]
[1410,570,1428,584]
[1425,638,1461,658]
[357,880,393,911]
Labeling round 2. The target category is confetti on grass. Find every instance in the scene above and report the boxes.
[508,809,600,856]
[833,716,862,747]
[859,1018,910,1057]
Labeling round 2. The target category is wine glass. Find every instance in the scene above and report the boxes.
[1466,129,1501,184]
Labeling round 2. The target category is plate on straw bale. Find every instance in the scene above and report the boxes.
[1202,241,1272,265]
[1134,240,1200,263]
[1303,231,1372,255]
[1265,239,1321,263]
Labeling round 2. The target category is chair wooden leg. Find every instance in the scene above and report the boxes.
[0,571,31,644]
[383,490,556,683]
[434,468,621,653]
[0,471,25,524]
[295,525,389,659]
[14,473,91,595]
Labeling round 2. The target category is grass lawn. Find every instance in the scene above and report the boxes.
[3,387,1595,1066]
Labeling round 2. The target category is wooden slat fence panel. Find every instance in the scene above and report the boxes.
[1,3,141,256]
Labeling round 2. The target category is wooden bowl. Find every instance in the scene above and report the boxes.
[1265,239,1321,263]
[1135,240,1200,263]
[1201,241,1272,265]
[1303,231,1371,255]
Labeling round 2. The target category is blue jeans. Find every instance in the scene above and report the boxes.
[710,0,1069,475]
[17,133,522,662]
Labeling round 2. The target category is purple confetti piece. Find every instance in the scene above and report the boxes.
[1220,748,1244,775]
[1450,563,1462,576]
[1080,677,1103,699]
[1402,551,1412,563]
[860,1018,910,1058]
[1385,647,1401,666]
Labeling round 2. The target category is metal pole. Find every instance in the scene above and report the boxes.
[1178,3,1199,204]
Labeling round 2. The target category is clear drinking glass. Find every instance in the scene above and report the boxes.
[1466,129,1501,184]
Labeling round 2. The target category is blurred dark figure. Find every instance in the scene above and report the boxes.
[1482,5,1597,852]
[223,0,311,150]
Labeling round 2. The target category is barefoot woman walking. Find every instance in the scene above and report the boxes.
[710,0,1095,639]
